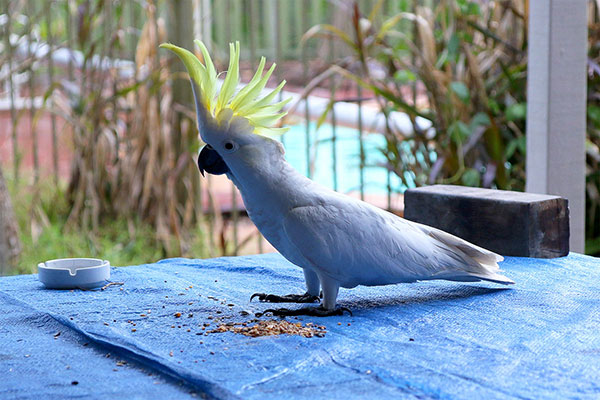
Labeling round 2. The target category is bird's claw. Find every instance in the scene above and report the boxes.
[261,306,352,317]
[250,292,268,302]
[250,292,320,304]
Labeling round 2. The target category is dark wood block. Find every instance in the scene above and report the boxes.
[403,185,569,258]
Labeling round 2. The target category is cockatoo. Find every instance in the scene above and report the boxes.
[160,41,514,317]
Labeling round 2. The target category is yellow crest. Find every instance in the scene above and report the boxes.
[160,41,290,137]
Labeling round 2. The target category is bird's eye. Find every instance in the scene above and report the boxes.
[222,140,238,153]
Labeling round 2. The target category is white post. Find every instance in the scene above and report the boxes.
[526,0,587,253]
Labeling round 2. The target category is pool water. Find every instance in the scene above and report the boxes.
[280,122,406,195]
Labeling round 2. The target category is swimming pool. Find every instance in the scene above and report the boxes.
[280,122,407,195]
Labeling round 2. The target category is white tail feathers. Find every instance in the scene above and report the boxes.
[426,228,515,285]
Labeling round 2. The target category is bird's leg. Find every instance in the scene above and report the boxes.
[260,275,352,317]
[250,268,321,304]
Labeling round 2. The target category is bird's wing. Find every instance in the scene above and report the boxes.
[282,196,512,287]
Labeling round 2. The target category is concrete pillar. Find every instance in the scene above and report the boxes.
[526,0,588,253]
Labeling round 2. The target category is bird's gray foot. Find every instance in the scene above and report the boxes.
[250,292,320,304]
[260,305,352,317]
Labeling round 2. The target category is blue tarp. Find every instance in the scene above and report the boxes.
[1,253,599,399]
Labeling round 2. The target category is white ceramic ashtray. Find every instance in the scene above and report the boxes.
[38,258,110,289]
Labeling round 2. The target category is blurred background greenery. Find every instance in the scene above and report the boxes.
[1,0,599,275]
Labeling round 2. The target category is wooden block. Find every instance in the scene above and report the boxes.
[403,185,569,258]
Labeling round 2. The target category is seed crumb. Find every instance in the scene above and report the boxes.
[207,319,327,338]
[174,312,182,318]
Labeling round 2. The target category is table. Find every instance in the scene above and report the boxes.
[1,253,599,399]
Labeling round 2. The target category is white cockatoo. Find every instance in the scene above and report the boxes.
[160,41,514,317]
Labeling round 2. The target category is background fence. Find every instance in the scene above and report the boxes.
[1,0,418,268]
[2,0,600,275]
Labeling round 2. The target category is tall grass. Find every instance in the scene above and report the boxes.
[6,170,208,275]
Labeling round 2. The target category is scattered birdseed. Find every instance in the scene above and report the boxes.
[337,322,342,326]
[131,328,137,332]
[116,361,127,366]
[71,381,79,385]
[409,338,415,342]
[53,332,61,339]
[188,313,193,318]
[174,312,182,318]
[169,351,173,357]
[208,320,327,338]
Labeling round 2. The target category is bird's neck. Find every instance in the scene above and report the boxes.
[227,154,312,214]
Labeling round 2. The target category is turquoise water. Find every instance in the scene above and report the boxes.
[280,122,405,195]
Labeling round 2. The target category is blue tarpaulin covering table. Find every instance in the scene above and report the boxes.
[1,253,599,399]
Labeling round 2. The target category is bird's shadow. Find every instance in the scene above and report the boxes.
[338,285,512,314]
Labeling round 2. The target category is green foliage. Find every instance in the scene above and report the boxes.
[6,173,207,275]
[586,17,600,254]
[304,0,528,191]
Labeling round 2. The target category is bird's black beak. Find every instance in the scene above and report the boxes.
[197,144,230,177]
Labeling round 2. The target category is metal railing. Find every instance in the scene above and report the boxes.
[0,0,409,258]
